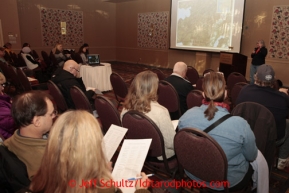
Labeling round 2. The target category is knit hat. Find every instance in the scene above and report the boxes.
[256,64,275,82]
[22,46,31,54]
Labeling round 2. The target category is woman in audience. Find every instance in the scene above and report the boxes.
[78,43,89,64]
[0,47,8,64]
[0,72,16,140]
[178,72,258,191]
[51,42,70,67]
[19,110,150,193]
[121,71,176,160]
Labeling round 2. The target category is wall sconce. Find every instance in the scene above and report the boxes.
[148,23,154,37]
[60,22,66,35]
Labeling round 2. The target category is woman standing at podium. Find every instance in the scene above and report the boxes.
[250,40,267,84]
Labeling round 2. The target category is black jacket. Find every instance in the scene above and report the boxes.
[51,68,94,109]
[165,75,193,115]
[251,46,267,66]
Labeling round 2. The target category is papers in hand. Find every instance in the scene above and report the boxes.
[112,139,152,193]
[27,77,37,81]
[86,87,103,95]
[103,124,128,161]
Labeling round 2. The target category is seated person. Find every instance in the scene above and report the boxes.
[20,43,39,60]
[78,43,89,64]
[236,64,289,170]
[121,71,176,160]
[165,61,193,115]
[19,110,150,193]
[4,91,56,180]
[21,47,41,71]
[51,60,95,109]
[178,72,258,191]
[51,42,70,67]
[0,72,16,139]
[0,47,8,65]
[3,42,14,63]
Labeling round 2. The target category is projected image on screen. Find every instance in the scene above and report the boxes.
[170,0,245,53]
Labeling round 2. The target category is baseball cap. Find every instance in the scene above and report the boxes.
[256,64,275,82]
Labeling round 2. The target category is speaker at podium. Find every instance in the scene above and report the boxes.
[219,52,247,80]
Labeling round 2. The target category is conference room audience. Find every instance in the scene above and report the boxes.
[121,71,176,160]
[51,42,70,67]
[51,60,95,109]
[178,72,258,191]
[165,61,193,115]
[18,110,150,193]
[236,64,289,170]
[78,43,89,64]
[4,91,56,180]
[0,72,16,140]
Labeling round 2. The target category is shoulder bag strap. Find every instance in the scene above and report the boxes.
[203,114,232,133]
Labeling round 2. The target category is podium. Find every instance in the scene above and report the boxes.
[219,52,247,80]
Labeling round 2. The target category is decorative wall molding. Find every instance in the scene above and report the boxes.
[269,5,289,59]
[137,12,169,50]
[40,8,83,47]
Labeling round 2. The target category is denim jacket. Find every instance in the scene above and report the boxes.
[178,105,257,190]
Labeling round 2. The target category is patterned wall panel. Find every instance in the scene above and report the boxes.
[40,8,83,47]
[269,6,289,59]
[137,12,169,49]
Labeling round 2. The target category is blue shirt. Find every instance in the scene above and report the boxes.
[178,105,257,190]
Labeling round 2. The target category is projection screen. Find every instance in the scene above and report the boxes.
[170,0,245,53]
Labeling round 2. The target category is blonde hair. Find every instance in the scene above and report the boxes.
[0,72,6,84]
[202,72,226,120]
[123,71,158,113]
[30,110,111,193]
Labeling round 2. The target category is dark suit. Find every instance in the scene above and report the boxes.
[165,74,193,115]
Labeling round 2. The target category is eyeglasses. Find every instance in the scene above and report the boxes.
[0,83,7,87]
[70,67,80,72]
[204,71,224,77]
[45,110,58,117]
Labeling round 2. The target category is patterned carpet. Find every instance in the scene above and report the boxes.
[106,61,289,193]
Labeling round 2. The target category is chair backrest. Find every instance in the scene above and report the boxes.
[195,77,204,91]
[174,128,228,189]
[94,95,121,134]
[186,89,204,109]
[230,82,248,108]
[231,102,277,170]
[70,86,93,113]
[72,52,83,64]
[7,65,22,91]
[110,72,128,102]
[186,66,199,85]
[122,110,165,158]
[0,61,10,80]
[150,68,166,80]
[202,68,214,76]
[16,68,32,91]
[47,80,68,113]
[157,80,181,120]
[226,72,247,91]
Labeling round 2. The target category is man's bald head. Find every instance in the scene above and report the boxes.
[173,62,187,78]
[63,60,80,77]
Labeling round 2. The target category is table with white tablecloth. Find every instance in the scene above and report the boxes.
[80,63,112,92]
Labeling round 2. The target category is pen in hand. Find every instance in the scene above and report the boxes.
[127,174,154,181]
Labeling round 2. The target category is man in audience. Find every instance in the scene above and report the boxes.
[4,91,56,179]
[51,59,95,109]
[165,61,193,115]
[236,64,289,170]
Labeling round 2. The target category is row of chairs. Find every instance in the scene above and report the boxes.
[0,61,39,93]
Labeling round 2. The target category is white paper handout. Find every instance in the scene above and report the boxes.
[103,124,128,161]
[112,139,152,193]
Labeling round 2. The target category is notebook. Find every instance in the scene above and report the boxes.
[87,54,103,66]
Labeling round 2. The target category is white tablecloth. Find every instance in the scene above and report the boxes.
[80,63,112,92]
